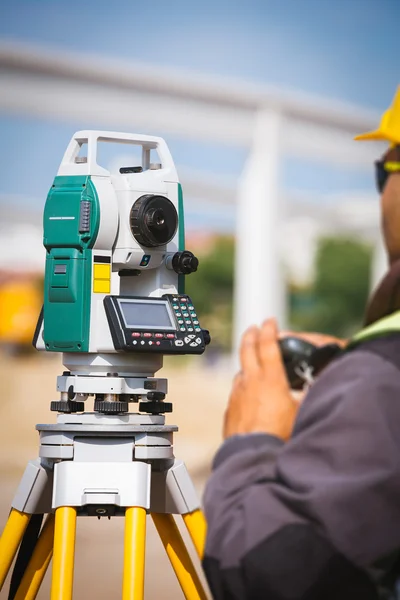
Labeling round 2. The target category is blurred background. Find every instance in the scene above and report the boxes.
[0,0,398,598]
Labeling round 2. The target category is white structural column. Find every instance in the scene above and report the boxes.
[233,108,285,355]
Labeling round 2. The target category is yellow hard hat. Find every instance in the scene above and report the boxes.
[355,86,400,145]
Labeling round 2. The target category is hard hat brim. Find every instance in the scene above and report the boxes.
[354,129,389,141]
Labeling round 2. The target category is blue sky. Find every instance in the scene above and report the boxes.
[0,0,399,227]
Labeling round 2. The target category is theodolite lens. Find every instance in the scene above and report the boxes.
[130,195,178,247]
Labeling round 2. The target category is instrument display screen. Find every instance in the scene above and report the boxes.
[118,299,175,330]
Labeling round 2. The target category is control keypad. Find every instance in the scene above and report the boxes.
[168,294,204,346]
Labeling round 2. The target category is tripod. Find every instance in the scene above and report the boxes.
[0,383,208,599]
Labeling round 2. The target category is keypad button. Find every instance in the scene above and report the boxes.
[175,340,184,347]
[180,327,186,332]
[131,332,141,338]
[190,341,198,347]
[196,337,202,344]
[188,305,194,310]
[173,305,179,310]
[195,327,201,332]
[132,340,138,345]
[183,312,189,317]
[178,319,184,325]
[166,334,175,339]
[191,312,197,318]
[143,333,152,338]
[188,327,194,332]
[155,333,164,338]
[140,341,145,345]
[156,341,161,346]
[185,320,191,324]
[181,298,188,302]
[193,320,199,325]
[176,312,182,317]
[184,336,191,343]
[148,341,153,345]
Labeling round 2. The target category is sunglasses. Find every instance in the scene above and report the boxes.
[375,152,400,194]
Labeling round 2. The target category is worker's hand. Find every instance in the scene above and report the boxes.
[279,330,347,348]
[224,318,298,442]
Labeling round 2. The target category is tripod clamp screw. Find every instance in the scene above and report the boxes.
[139,391,172,414]
[146,392,166,401]
[139,401,173,414]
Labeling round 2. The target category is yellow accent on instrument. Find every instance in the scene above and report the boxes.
[93,262,111,293]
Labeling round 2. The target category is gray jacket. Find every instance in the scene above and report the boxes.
[203,334,400,599]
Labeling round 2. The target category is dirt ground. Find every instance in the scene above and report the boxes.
[0,351,233,599]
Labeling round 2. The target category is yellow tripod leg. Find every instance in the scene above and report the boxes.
[182,510,207,560]
[152,513,208,600]
[51,507,76,600]
[122,506,147,600]
[14,513,55,600]
[0,509,31,590]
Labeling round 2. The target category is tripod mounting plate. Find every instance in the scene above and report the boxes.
[37,424,178,434]
[37,412,178,436]
[57,374,168,396]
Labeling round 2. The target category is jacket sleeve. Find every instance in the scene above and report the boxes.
[202,342,400,600]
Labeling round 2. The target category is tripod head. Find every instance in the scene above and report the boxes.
[33,131,210,415]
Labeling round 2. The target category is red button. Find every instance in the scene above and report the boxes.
[131,332,141,338]
[166,334,175,339]
[143,333,152,338]
[181,298,187,302]
[155,333,164,338]
[156,341,161,346]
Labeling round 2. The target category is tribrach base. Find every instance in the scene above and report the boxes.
[0,412,208,600]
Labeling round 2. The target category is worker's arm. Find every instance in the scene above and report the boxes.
[203,333,400,600]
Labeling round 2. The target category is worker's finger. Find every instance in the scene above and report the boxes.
[239,326,260,374]
[258,318,287,379]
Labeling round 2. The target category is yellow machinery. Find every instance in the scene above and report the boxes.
[0,278,42,351]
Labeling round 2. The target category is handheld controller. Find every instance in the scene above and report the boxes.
[279,337,342,389]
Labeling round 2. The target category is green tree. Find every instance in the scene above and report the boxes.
[185,235,234,350]
[290,237,373,338]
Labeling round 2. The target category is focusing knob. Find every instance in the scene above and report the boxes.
[171,251,199,275]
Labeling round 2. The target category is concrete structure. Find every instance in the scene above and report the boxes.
[0,41,384,350]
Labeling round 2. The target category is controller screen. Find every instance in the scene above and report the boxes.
[118,300,175,330]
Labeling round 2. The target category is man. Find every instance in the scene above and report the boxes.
[203,87,400,600]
